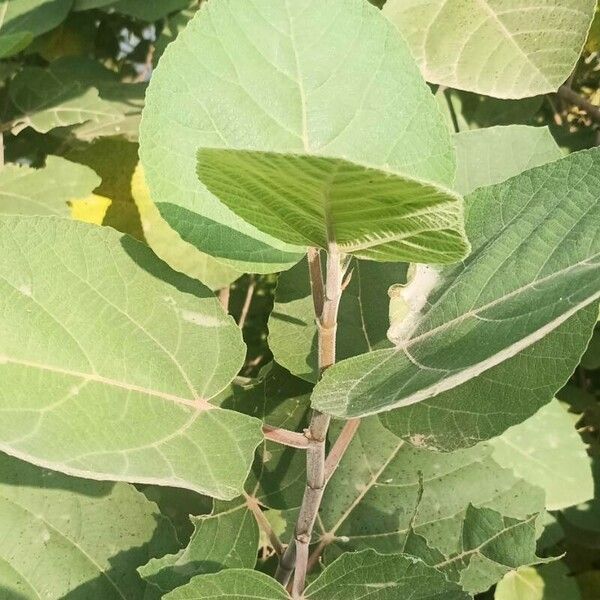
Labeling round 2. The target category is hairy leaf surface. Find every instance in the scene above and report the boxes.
[312,149,600,418]
[0,216,262,499]
[140,0,454,272]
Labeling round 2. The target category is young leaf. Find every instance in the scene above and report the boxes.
[197,149,469,264]
[494,563,582,600]
[139,498,258,594]
[131,164,242,292]
[140,0,454,272]
[383,0,596,98]
[489,399,593,511]
[303,549,470,600]
[269,257,406,382]
[0,155,100,216]
[312,148,600,419]
[0,452,178,600]
[0,216,262,499]
[163,569,290,600]
[453,125,562,196]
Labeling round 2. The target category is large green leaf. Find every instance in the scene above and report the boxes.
[0,31,32,57]
[453,125,562,196]
[139,498,258,594]
[140,0,454,272]
[318,419,545,572]
[303,549,470,600]
[0,216,263,499]
[197,149,468,264]
[0,452,178,600]
[383,0,596,98]
[163,569,290,600]
[162,551,470,600]
[0,155,99,216]
[312,148,600,419]
[490,399,593,511]
[0,0,72,39]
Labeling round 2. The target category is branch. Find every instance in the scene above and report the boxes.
[244,493,285,556]
[262,425,309,449]
[238,276,256,329]
[276,245,345,596]
[218,286,230,312]
[324,418,361,483]
[557,85,600,123]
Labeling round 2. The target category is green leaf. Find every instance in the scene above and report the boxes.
[0,452,178,600]
[0,155,100,216]
[197,149,469,264]
[453,126,562,196]
[420,505,548,594]
[303,549,470,600]
[0,216,263,500]
[163,569,289,600]
[140,0,454,272]
[0,0,72,39]
[269,257,406,382]
[489,399,593,511]
[318,419,545,567]
[132,164,242,292]
[378,305,597,452]
[495,563,582,600]
[109,0,191,21]
[312,148,600,419]
[139,498,258,594]
[73,0,116,9]
[9,57,145,140]
[383,0,596,98]
[0,31,33,57]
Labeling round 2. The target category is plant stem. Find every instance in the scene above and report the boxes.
[218,286,230,312]
[262,425,309,448]
[244,493,285,556]
[238,275,256,329]
[323,418,360,482]
[276,245,345,595]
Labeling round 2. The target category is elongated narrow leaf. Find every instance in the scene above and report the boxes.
[490,399,593,510]
[304,549,469,600]
[312,148,600,419]
[318,419,545,565]
[163,569,289,600]
[0,216,262,499]
[269,257,406,382]
[384,0,596,98]
[453,126,562,196]
[132,164,242,292]
[0,155,100,216]
[140,0,454,272]
[197,149,468,264]
[0,453,178,600]
[139,498,258,594]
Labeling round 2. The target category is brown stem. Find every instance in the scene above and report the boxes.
[557,85,600,122]
[275,245,346,593]
[244,493,285,556]
[262,425,309,449]
[238,276,256,329]
[323,418,360,483]
[218,286,230,312]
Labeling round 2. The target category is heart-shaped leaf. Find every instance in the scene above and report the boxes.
[0,216,262,499]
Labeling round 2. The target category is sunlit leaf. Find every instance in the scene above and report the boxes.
[0,216,262,499]
[384,0,596,98]
[312,149,600,419]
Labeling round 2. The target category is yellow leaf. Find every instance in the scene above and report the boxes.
[69,194,112,225]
